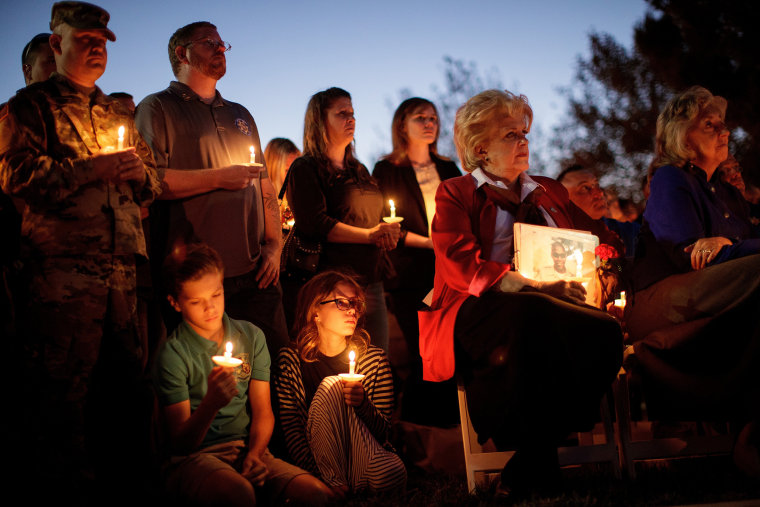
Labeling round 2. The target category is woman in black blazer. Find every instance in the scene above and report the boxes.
[372,97,460,425]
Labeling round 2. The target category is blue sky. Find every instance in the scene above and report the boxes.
[0,0,649,174]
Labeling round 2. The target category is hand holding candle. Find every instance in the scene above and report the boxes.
[212,341,243,368]
[340,350,365,406]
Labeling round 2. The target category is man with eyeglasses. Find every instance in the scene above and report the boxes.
[557,164,636,256]
[0,1,160,501]
[136,21,289,357]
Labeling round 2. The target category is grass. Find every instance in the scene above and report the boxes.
[335,455,760,506]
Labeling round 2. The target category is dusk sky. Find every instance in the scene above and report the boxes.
[0,0,649,174]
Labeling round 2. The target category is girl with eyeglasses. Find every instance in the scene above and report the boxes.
[273,270,406,498]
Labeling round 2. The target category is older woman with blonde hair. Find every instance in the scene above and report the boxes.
[419,89,623,496]
[274,270,406,497]
[628,86,760,475]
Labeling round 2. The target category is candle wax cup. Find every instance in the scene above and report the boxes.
[382,216,404,224]
[212,355,243,368]
[338,373,365,381]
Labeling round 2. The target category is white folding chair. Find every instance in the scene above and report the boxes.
[457,378,621,493]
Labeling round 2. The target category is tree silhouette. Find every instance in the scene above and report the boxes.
[555,0,760,199]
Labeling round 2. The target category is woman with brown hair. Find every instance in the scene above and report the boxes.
[372,97,460,425]
[285,87,400,351]
[274,270,406,496]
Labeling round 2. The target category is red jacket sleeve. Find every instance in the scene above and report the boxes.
[431,177,510,299]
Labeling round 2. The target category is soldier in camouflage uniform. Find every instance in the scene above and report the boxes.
[0,1,160,499]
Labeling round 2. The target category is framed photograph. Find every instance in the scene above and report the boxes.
[514,223,600,305]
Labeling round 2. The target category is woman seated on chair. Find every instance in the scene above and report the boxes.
[418,89,623,496]
[627,86,760,475]
[274,270,406,498]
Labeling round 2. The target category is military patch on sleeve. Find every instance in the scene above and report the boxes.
[234,118,251,136]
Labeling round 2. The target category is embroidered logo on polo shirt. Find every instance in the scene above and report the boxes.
[236,353,251,382]
[235,118,251,136]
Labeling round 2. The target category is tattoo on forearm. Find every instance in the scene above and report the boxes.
[264,195,280,220]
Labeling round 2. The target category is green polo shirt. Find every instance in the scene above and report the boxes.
[154,313,271,450]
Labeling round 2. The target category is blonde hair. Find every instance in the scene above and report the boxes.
[654,85,727,170]
[292,270,370,363]
[264,138,300,196]
[454,89,533,173]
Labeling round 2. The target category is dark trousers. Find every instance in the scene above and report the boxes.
[454,289,622,450]
[15,255,152,502]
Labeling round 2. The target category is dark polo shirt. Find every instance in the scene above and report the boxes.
[136,81,267,277]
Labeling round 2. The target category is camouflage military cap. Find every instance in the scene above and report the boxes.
[50,1,116,41]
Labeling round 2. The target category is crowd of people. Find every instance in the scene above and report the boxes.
[2,1,759,505]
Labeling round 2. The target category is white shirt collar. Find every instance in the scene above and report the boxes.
[470,168,543,200]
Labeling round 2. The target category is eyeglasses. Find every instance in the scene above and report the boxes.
[184,37,231,52]
[319,298,366,314]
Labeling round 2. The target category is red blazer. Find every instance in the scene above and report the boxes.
[418,173,623,381]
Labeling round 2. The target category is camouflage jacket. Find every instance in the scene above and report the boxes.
[0,74,160,258]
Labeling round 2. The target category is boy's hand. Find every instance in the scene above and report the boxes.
[206,366,238,409]
[241,452,269,487]
[340,378,365,407]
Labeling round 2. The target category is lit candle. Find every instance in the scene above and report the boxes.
[117,125,125,150]
[249,145,255,164]
[212,340,243,368]
[389,199,396,219]
[573,249,583,278]
[339,349,364,381]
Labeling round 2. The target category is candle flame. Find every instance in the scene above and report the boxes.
[389,199,395,209]
[249,145,255,161]
[349,350,355,362]
[225,341,233,354]
[117,125,125,139]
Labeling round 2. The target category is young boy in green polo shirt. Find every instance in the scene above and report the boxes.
[153,243,331,505]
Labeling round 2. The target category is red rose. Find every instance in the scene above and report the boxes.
[595,244,619,260]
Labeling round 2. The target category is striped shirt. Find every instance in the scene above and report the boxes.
[274,345,395,474]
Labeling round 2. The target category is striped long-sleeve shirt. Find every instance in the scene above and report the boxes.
[274,345,395,475]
